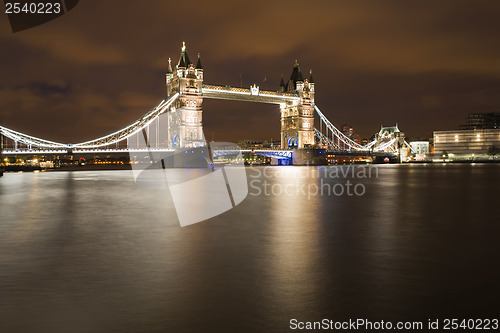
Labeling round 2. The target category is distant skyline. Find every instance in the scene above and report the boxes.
[1,0,500,142]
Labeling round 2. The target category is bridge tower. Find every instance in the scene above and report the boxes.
[280,60,315,149]
[165,42,205,148]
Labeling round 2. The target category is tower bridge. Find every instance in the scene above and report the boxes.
[0,42,411,164]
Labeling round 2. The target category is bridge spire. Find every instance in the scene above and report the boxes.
[196,53,203,70]
[309,69,314,83]
[287,59,303,92]
[167,58,172,74]
[177,41,191,68]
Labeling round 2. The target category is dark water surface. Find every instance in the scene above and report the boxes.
[0,164,499,333]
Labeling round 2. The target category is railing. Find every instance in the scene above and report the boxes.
[73,93,179,148]
[314,104,368,151]
[0,126,68,149]
[1,148,177,154]
[1,85,410,156]
[314,128,343,150]
[0,93,179,150]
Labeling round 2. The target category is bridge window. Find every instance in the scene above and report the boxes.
[187,129,197,140]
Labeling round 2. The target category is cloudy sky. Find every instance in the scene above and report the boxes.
[1,0,499,143]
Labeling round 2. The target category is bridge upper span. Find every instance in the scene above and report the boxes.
[202,84,299,104]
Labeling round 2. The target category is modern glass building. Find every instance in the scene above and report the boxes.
[460,112,499,130]
[434,129,500,158]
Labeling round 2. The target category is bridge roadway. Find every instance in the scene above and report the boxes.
[2,148,395,160]
[2,148,291,155]
[1,148,294,160]
[2,148,173,155]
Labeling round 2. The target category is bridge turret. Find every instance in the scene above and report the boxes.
[177,41,191,69]
[167,57,173,74]
[308,69,314,94]
[299,71,314,104]
[166,58,173,96]
[195,53,203,80]
[286,59,304,92]
[279,74,285,92]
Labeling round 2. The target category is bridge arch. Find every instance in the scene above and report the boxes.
[287,136,298,149]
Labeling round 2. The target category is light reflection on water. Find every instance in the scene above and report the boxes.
[0,164,499,333]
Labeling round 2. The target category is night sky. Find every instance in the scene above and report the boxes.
[1,0,500,143]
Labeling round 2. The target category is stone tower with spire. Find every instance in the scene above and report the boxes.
[165,42,205,148]
[280,60,315,149]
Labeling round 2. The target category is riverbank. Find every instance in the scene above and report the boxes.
[2,164,132,172]
[1,160,499,174]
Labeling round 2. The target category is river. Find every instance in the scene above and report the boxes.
[0,164,498,332]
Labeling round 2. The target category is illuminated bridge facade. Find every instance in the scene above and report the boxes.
[0,42,410,161]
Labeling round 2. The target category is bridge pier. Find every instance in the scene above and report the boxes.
[291,148,328,166]
[372,155,400,164]
[270,158,292,166]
